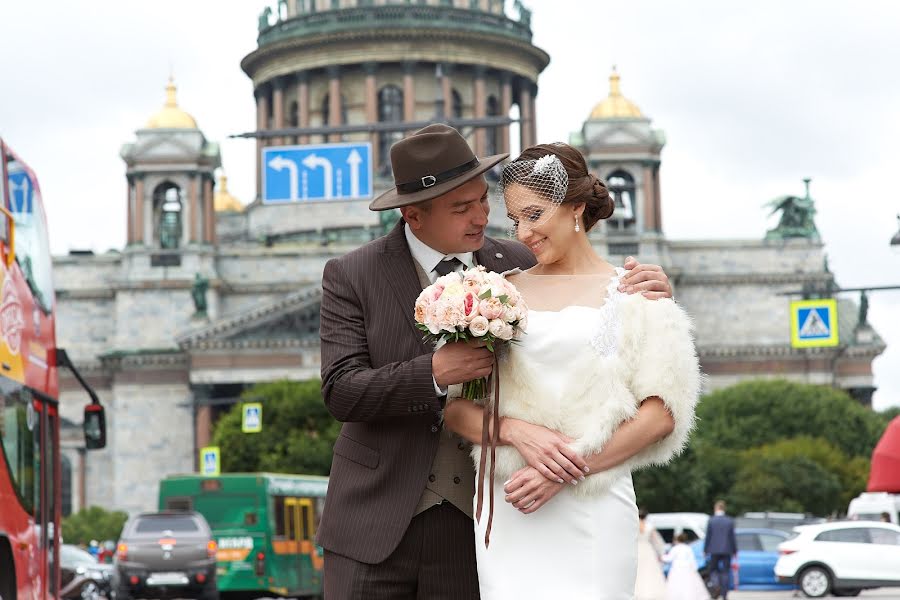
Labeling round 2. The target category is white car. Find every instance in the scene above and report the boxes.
[774,521,900,597]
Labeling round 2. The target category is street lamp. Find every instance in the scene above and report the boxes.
[892,214,900,253]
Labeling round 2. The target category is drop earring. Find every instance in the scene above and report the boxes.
[574,215,581,233]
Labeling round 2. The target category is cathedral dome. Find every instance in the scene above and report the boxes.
[589,69,643,120]
[146,77,199,129]
[214,175,244,212]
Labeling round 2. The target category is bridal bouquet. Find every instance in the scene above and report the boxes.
[414,266,528,400]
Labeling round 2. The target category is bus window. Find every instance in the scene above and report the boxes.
[6,161,54,312]
[300,502,311,540]
[0,388,40,515]
[165,497,193,511]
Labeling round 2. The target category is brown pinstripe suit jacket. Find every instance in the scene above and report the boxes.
[316,219,536,564]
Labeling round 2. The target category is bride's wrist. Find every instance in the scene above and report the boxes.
[498,417,520,446]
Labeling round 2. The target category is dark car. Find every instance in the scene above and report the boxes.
[115,511,218,600]
[60,544,116,600]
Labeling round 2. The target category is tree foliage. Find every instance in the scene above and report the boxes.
[211,379,340,476]
[62,506,128,545]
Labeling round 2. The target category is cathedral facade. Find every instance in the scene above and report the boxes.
[55,1,883,516]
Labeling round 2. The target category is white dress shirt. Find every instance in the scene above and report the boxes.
[404,224,473,396]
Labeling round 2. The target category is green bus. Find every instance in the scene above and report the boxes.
[158,473,327,598]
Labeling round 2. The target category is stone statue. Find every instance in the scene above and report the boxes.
[258,6,272,32]
[513,0,532,27]
[191,273,209,316]
[858,290,869,328]
[764,178,820,241]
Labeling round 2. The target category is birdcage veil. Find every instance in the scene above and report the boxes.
[495,154,569,238]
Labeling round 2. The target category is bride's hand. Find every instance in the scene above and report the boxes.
[503,466,565,514]
[502,418,588,485]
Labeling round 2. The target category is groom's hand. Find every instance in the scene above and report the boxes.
[620,256,673,300]
[432,341,494,388]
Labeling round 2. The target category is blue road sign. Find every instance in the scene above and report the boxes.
[263,142,372,203]
[790,298,839,348]
[200,446,220,476]
[7,170,34,215]
[242,402,262,433]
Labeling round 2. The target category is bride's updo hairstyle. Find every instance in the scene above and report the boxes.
[510,143,615,231]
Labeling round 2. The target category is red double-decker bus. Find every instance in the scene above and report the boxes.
[0,138,107,600]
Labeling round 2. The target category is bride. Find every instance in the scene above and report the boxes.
[443,143,700,599]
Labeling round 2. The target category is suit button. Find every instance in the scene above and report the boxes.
[430,425,439,433]
[453,476,461,484]
[428,474,436,483]
[457,442,466,451]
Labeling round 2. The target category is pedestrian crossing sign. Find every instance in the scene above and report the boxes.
[790,298,839,348]
[200,446,220,476]
[242,402,262,433]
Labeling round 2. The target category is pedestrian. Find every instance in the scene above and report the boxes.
[315,123,675,599]
[664,532,710,600]
[704,500,737,599]
[635,508,668,600]
[880,511,891,523]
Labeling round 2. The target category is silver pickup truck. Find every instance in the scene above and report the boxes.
[115,512,218,600]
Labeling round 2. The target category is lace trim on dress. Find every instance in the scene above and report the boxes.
[589,267,626,358]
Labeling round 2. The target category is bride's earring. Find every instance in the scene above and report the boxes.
[574,215,581,233]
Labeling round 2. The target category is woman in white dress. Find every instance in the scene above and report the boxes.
[636,508,668,600]
[444,143,700,600]
[664,533,711,600]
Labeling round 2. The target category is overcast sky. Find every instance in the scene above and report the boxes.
[1,0,898,409]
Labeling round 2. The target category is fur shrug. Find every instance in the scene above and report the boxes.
[464,293,701,498]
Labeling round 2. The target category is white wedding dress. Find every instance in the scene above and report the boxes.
[474,269,639,600]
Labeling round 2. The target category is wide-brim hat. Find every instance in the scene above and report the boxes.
[369,123,508,211]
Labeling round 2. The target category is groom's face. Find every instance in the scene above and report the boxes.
[402,176,490,255]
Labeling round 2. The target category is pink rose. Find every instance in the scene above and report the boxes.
[430,284,445,303]
[469,315,490,337]
[463,292,480,322]
[435,300,464,333]
[479,297,504,320]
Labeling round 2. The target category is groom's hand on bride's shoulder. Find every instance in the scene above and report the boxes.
[620,256,673,301]
[432,340,494,388]
[503,466,565,514]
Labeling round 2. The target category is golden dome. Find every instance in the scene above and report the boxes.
[589,69,644,120]
[214,175,244,212]
[146,77,198,129]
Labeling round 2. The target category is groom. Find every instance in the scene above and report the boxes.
[316,124,673,599]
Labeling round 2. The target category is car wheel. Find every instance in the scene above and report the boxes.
[832,590,861,597]
[79,582,101,600]
[798,566,832,598]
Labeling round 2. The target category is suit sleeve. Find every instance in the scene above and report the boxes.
[730,520,737,555]
[624,297,702,470]
[319,258,442,422]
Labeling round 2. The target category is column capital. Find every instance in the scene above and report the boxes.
[294,70,310,84]
[254,84,270,100]
[326,64,341,78]
[439,62,455,77]
[499,71,513,85]
[273,75,288,90]
[473,64,488,78]
[362,61,378,76]
[402,60,417,74]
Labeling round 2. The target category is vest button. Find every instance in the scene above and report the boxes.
[453,476,461,484]
[430,425,438,433]
[457,442,466,450]
[428,474,436,483]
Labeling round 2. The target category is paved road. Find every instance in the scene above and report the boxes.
[730,590,900,599]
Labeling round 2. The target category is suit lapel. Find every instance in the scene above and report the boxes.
[474,236,511,273]
[378,220,427,338]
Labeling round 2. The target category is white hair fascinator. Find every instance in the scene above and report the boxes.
[496,154,569,238]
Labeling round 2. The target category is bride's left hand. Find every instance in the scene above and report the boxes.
[503,466,565,514]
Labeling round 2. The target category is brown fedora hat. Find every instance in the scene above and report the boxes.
[369,123,508,211]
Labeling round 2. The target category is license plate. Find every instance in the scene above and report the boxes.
[146,572,189,586]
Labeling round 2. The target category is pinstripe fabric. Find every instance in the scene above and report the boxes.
[317,219,536,589]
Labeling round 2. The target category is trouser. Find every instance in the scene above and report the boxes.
[709,554,732,598]
[324,501,479,599]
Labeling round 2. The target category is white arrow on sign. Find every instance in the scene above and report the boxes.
[302,153,333,200]
[268,155,299,200]
[347,149,362,198]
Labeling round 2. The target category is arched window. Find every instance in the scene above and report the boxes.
[152,183,183,249]
[451,89,463,119]
[606,170,636,230]
[378,85,404,175]
[486,94,499,156]
[289,101,299,127]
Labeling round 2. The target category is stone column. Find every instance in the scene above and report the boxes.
[403,61,416,131]
[134,176,145,245]
[473,65,487,157]
[528,84,538,148]
[654,166,662,233]
[195,404,212,457]
[500,73,512,155]
[363,61,379,169]
[642,164,656,232]
[297,71,310,144]
[189,175,199,244]
[255,85,270,199]
[204,176,215,244]
[442,62,454,119]
[518,81,534,150]
[272,77,285,146]
[327,65,342,142]
[126,176,134,244]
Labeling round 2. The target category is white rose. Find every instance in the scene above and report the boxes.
[488,318,505,337]
[469,315,490,337]
[502,305,518,323]
[498,322,515,340]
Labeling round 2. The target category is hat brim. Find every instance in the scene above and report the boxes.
[369,153,509,211]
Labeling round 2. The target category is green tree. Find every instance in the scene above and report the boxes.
[634,442,710,512]
[879,405,900,424]
[211,379,339,475]
[62,506,128,545]
[696,379,886,458]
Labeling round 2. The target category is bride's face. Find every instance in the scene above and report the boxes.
[505,183,581,264]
